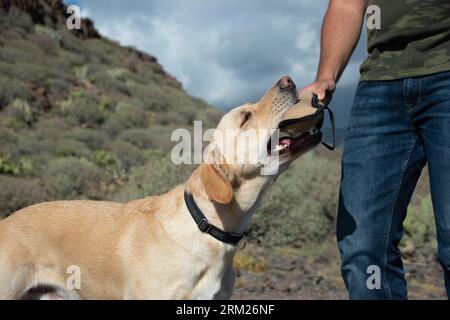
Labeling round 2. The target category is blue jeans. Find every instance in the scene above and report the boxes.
[337,71,450,299]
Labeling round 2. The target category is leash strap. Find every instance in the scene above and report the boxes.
[311,94,336,151]
[184,191,246,249]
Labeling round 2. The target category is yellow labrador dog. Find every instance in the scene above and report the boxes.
[0,76,324,300]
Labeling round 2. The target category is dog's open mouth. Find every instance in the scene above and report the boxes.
[267,93,325,157]
[267,128,322,156]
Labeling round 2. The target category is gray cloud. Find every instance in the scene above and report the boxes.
[72,0,367,127]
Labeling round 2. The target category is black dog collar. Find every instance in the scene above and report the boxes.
[184,191,246,249]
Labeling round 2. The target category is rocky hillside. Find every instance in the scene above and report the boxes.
[0,0,221,215]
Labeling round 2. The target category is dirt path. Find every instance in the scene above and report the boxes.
[231,242,446,300]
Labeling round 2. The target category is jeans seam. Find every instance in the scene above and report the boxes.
[382,136,417,299]
[403,79,408,110]
[416,79,422,109]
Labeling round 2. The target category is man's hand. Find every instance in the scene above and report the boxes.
[299,79,336,104]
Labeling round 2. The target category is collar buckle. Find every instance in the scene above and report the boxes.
[234,234,247,250]
[197,218,213,233]
[185,191,248,249]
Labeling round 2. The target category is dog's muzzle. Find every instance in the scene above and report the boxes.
[278,93,336,151]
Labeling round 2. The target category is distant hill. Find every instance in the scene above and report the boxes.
[0,0,221,216]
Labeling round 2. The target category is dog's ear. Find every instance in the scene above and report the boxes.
[200,163,233,205]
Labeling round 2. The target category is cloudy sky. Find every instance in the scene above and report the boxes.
[67,0,368,128]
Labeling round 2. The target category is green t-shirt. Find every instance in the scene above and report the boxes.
[360,0,450,81]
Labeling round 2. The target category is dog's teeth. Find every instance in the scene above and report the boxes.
[274,144,287,152]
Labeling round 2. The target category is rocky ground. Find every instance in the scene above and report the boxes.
[232,241,447,300]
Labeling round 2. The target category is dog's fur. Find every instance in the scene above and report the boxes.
[0,77,322,300]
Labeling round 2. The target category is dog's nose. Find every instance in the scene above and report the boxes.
[278,76,294,89]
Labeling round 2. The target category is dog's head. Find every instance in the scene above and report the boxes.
[200,76,324,205]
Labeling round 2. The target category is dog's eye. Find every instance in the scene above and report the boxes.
[240,111,252,127]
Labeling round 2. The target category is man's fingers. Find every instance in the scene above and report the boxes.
[317,81,336,102]
[299,80,336,103]
[315,82,332,100]
[299,84,325,98]
[315,88,326,100]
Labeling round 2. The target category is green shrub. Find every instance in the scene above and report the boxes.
[45,157,103,200]
[132,84,169,112]
[114,152,194,201]
[0,76,30,108]
[59,97,107,127]
[67,36,112,65]
[90,69,131,96]
[57,49,87,67]
[0,46,32,64]
[0,7,33,32]
[178,108,198,126]
[92,150,120,179]
[101,117,124,137]
[102,103,147,136]
[33,117,71,143]
[0,129,20,161]
[156,111,187,126]
[63,128,108,150]
[0,127,17,145]
[0,176,50,218]
[45,78,71,96]
[74,65,91,82]
[5,98,35,128]
[13,134,53,157]
[118,128,158,149]
[118,125,176,153]
[0,60,70,84]
[29,33,58,56]
[93,150,117,168]
[108,140,148,173]
[34,24,62,44]
[0,154,32,176]
[70,90,84,99]
[106,68,130,81]
[403,194,437,251]
[0,157,21,175]
[252,152,340,247]
[0,26,26,40]
[145,125,179,153]
[52,139,91,159]
[73,102,107,127]
[59,29,110,64]
[125,54,139,73]
[0,35,74,84]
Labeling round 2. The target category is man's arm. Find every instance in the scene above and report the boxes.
[300,0,366,102]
